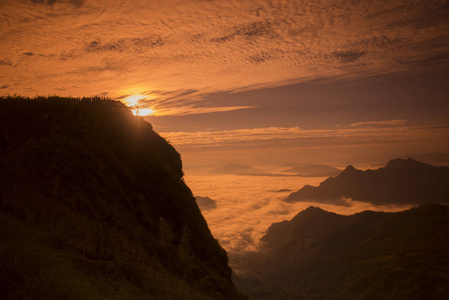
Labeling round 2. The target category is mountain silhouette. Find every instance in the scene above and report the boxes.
[286,158,449,205]
[282,163,341,177]
[209,163,301,177]
[233,204,449,299]
[210,163,253,175]
[0,96,245,299]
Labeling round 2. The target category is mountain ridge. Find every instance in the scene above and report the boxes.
[286,158,449,205]
[233,204,449,299]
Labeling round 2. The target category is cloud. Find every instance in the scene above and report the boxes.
[1,0,449,107]
[161,124,449,150]
[208,163,306,177]
[153,105,256,116]
[333,51,366,63]
[282,164,341,177]
[350,119,408,127]
[116,88,255,116]
[189,168,415,254]
[31,0,85,7]
[270,189,293,193]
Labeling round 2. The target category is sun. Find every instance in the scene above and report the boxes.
[123,94,155,116]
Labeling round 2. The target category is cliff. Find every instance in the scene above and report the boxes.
[0,96,244,299]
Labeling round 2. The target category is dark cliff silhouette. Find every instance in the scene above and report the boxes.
[286,158,449,205]
[233,204,449,299]
[0,96,246,299]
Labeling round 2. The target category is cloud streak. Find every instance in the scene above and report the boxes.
[154,105,256,117]
[350,119,408,127]
[161,124,449,150]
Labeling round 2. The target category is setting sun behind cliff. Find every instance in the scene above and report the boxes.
[123,94,155,116]
[133,108,155,116]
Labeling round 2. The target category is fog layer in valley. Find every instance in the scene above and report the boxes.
[186,164,414,254]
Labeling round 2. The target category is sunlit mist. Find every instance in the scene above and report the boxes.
[184,165,415,254]
[132,107,155,116]
[122,94,155,116]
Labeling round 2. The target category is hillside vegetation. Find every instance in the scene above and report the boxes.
[233,204,449,300]
[0,96,245,299]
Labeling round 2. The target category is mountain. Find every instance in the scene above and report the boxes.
[286,158,449,205]
[210,163,254,175]
[232,204,449,299]
[282,163,341,177]
[0,96,246,299]
[209,163,302,178]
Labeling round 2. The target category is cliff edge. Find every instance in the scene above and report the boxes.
[0,96,244,299]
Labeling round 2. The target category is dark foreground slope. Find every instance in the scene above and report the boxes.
[0,96,245,299]
[286,158,449,205]
[233,204,449,300]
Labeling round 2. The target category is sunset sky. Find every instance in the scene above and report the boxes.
[2,0,449,252]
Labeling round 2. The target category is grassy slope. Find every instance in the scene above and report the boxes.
[0,96,245,299]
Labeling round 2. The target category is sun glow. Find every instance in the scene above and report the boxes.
[132,107,155,116]
[123,94,155,116]
[124,94,145,106]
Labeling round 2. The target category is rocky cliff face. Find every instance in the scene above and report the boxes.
[0,96,244,299]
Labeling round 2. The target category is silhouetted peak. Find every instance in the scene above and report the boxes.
[303,206,325,213]
[295,206,330,218]
[339,164,358,176]
[345,164,356,171]
[386,157,411,167]
[289,206,325,221]
[385,157,430,170]
[286,157,449,206]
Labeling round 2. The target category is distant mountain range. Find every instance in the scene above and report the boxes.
[209,163,300,177]
[210,163,254,175]
[209,163,340,178]
[233,204,449,299]
[286,158,449,205]
[282,163,341,177]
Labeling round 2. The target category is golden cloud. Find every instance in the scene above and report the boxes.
[1,0,449,107]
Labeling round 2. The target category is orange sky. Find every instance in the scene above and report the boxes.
[1,0,449,114]
[2,0,449,253]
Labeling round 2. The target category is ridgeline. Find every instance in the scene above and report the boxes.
[233,204,449,299]
[0,96,246,299]
[286,158,449,206]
